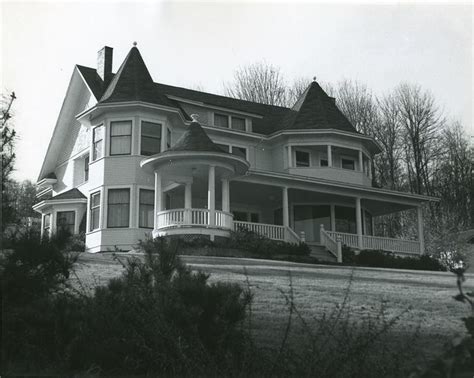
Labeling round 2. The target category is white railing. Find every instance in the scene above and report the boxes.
[320,227,339,259]
[157,209,233,230]
[362,235,420,255]
[325,228,420,255]
[234,221,286,241]
[285,227,303,244]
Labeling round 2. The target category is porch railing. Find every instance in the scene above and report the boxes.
[320,227,340,260]
[325,228,420,255]
[157,209,233,230]
[234,221,286,241]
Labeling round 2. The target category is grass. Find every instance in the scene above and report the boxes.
[74,253,469,365]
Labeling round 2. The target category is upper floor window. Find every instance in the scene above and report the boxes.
[43,213,51,235]
[92,125,104,161]
[107,188,130,228]
[216,143,230,153]
[341,158,355,170]
[167,128,171,149]
[57,211,75,235]
[90,191,101,231]
[231,146,247,159]
[320,158,328,167]
[295,150,310,167]
[110,121,132,156]
[84,155,89,182]
[231,116,246,131]
[139,189,154,229]
[214,113,229,128]
[141,121,161,156]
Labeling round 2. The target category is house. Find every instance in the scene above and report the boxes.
[33,45,438,260]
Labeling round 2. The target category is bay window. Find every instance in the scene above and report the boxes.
[231,116,246,131]
[43,213,51,236]
[110,121,132,155]
[214,113,229,128]
[231,146,247,159]
[92,125,104,160]
[139,189,154,228]
[107,189,130,228]
[295,150,310,167]
[90,191,101,231]
[57,211,75,235]
[141,121,161,156]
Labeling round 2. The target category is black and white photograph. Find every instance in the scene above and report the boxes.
[1,0,473,376]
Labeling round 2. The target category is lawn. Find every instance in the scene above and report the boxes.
[73,253,470,364]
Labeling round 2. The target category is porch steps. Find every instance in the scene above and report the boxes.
[307,243,337,262]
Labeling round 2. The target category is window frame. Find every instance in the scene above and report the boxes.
[92,125,104,161]
[139,189,154,229]
[295,150,311,167]
[140,120,162,156]
[214,113,229,128]
[231,116,246,131]
[107,188,131,228]
[56,210,75,235]
[90,191,101,231]
[110,120,132,156]
[231,145,248,160]
[341,157,356,170]
[84,154,90,182]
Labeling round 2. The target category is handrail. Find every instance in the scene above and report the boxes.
[157,208,233,230]
[285,227,302,244]
[234,221,286,241]
[320,226,338,258]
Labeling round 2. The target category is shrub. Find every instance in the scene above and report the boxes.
[343,248,446,271]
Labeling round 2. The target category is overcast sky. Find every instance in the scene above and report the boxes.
[2,1,472,182]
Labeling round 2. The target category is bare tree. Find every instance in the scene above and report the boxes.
[287,77,312,107]
[224,62,288,106]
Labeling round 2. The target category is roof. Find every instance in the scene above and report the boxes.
[166,119,227,154]
[289,81,358,133]
[78,46,361,136]
[51,188,86,200]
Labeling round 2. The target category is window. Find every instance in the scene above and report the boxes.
[43,213,51,235]
[320,159,328,167]
[84,155,89,181]
[110,121,132,155]
[335,206,356,233]
[57,211,75,235]
[167,128,171,149]
[231,146,247,159]
[139,189,154,229]
[295,150,310,167]
[250,212,259,223]
[341,158,355,170]
[92,125,104,160]
[231,116,246,131]
[141,121,162,155]
[215,143,229,153]
[214,113,229,128]
[107,189,130,228]
[90,192,101,231]
[233,211,248,222]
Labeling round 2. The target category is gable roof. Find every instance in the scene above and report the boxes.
[52,188,86,200]
[289,81,357,133]
[78,47,360,136]
[166,119,227,153]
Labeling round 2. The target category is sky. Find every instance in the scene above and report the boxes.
[1,1,472,182]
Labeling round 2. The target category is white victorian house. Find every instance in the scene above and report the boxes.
[34,45,438,260]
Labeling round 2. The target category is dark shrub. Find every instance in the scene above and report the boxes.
[68,238,252,375]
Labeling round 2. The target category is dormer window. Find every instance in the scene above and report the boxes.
[231,116,246,131]
[214,113,229,128]
[295,150,310,167]
[110,121,132,155]
[341,158,355,170]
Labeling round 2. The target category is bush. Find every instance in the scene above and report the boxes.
[67,238,253,375]
[342,248,446,271]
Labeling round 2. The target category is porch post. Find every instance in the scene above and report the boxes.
[282,186,289,228]
[358,150,364,172]
[327,145,332,167]
[330,204,336,231]
[208,165,216,227]
[184,182,192,224]
[417,206,425,254]
[355,197,363,249]
[221,178,230,212]
[154,171,162,229]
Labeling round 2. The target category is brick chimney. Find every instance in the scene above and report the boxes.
[97,46,113,85]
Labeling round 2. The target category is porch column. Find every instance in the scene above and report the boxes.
[184,182,192,224]
[208,165,216,226]
[358,150,364,172]
[327,145,332,167]
[355,197,363,249]
[330,204,336,231]
[221,178,230,212]
[154,172,162,228]
[287,145,292,168]
[282,186,289,228]
[417,206,425,254]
